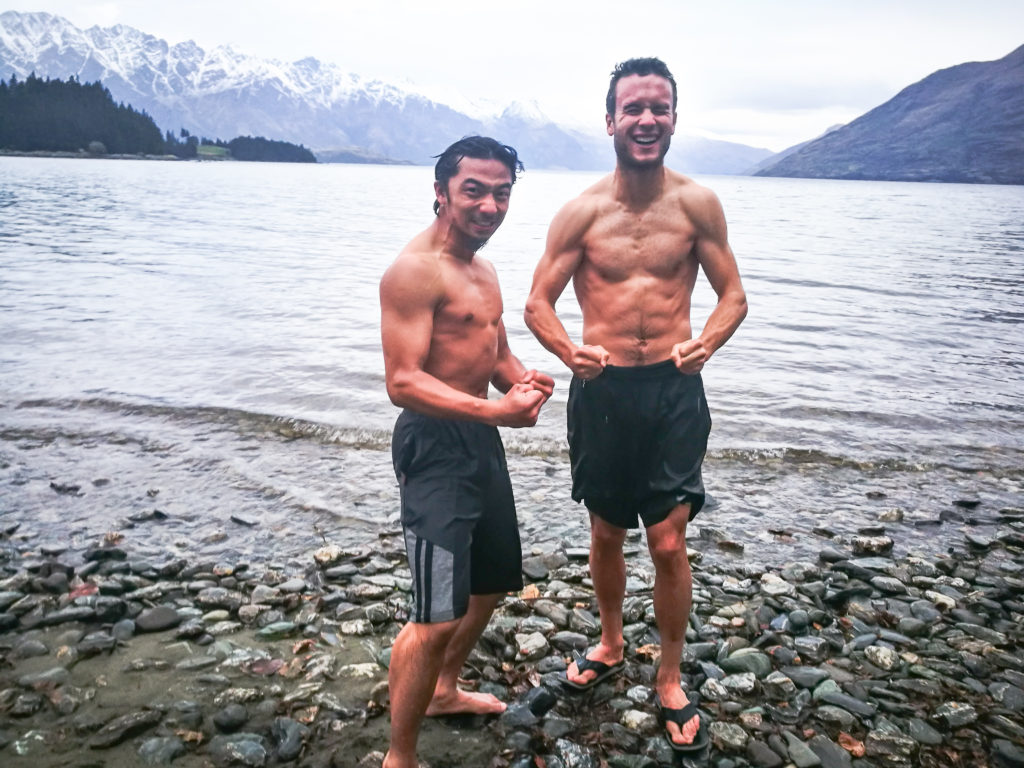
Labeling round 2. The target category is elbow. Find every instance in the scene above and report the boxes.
[385,375,414,409]
[523,296,542,333]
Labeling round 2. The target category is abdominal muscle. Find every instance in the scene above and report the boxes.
[575,271,695,367]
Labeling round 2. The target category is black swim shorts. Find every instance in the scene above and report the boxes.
[391,409,523,623]
[567,360,712,529]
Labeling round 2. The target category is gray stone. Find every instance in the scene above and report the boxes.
[135,605,181,632]
[721,648,772,678]
[808,735,852,768]
[709,721,749,752]
[89,710,163,748]
[865,730,918,761]
[214,703,250,733]
[138,736,186,765]
[783,731,822,767]
[934,701,978,727]
[18,666,70,688]
[864,645,900,671]
[207,734,267,767]
[905,717,943,746]
[794,636,830,664]
[271,717,308,761]
[747,738,784,768]
[992,739,1024,768]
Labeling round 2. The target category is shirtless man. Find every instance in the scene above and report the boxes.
[524,58,747,753]
[380,135,554,768]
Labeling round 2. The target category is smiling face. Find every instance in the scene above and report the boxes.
[606,73,677,169]
[435,156,513,251]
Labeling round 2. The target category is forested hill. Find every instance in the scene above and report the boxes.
[754,44,1024,185]
[0,74,316,162]
[0,73,164,154]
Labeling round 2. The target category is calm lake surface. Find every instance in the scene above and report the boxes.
[1,157,1022,567]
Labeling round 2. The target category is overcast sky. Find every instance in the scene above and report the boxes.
[10,0,1024,151]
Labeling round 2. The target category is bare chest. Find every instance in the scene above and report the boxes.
[434,263,503,335]
[582,208,697,282]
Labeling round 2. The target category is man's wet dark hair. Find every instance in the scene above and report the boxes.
[605,57,678,116]
[433,136,524,215]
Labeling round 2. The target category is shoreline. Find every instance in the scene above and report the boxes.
[1,512,1022,767]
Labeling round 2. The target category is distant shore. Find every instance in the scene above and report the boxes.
[0,148,182,161]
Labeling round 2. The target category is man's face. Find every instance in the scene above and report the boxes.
[435,157,513,250]
[606,74,677,168]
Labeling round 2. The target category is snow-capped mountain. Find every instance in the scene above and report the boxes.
[0,10,771,171]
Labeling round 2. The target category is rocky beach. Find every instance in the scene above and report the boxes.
[1,494,1022,768]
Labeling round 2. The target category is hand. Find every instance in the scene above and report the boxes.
[671,339,708,374]
[493,382,545,428]
[520,369,555,401]
[568,345,609,380]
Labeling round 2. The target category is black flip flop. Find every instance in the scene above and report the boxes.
[657,691,710,753]
[560,649,625,691]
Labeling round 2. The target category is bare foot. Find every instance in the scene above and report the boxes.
[659,687,700,747]
[425,689,506,716]
[566,643,623,687]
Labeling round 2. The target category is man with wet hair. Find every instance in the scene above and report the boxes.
[380,135,554,768]
[525,58,747,753]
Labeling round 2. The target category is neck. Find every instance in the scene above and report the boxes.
[432,216,479,262]
[613,162,666,208]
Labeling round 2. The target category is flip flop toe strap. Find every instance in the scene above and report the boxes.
[662,692,701,726]
[572,649,614,676]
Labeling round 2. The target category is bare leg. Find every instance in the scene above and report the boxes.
[567,511,627,686]
[426,593,506,715]
[383,618,459,768]
[646,502,700,746]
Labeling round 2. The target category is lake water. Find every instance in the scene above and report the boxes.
[1,156,1022,568]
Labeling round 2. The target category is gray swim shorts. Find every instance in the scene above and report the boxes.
[392,409,523,623]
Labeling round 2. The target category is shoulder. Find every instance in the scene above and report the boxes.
[667,171,725,230]
[548,177,610,242]
[380,237,445,306]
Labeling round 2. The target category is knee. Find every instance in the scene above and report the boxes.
[590,522,627,551]
[647,535,688,572]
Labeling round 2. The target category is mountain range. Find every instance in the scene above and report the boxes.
[755,44,1024,185]
[0,10,771,172]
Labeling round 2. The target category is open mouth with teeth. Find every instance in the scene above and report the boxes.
[632,135,660,145]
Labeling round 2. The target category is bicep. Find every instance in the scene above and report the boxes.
[529,207,589,303]
[380,265,437,377]
[693,194,743,296]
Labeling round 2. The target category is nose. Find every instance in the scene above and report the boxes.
[638,108,656,126]
[478,194,499,214]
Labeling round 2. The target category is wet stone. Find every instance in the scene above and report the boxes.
[89,709,163,748]
[138,736,186,765]
[934,701,978,727]
[783,731,822,768]
[208,733,268,767]
[710,721,750,752]
[135,605,181,632]
[808,734,854,768]
[747,738,784,768]
[794,636,830,664]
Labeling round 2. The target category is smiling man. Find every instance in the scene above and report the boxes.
[524,58,747,754]
[379,136,554,768]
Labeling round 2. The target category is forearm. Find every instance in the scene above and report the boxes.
[524,299,578,369]
[491,354,528,394]
[386,370,498,425]
[698,289,748,357]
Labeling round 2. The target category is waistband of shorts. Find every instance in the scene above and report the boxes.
[597,359,694,380]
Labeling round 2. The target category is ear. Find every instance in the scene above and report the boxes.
[606,113,614,136]
[434,180,447,210]
[671,111,677,134]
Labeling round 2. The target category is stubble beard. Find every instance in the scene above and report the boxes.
[615,133,671,170]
